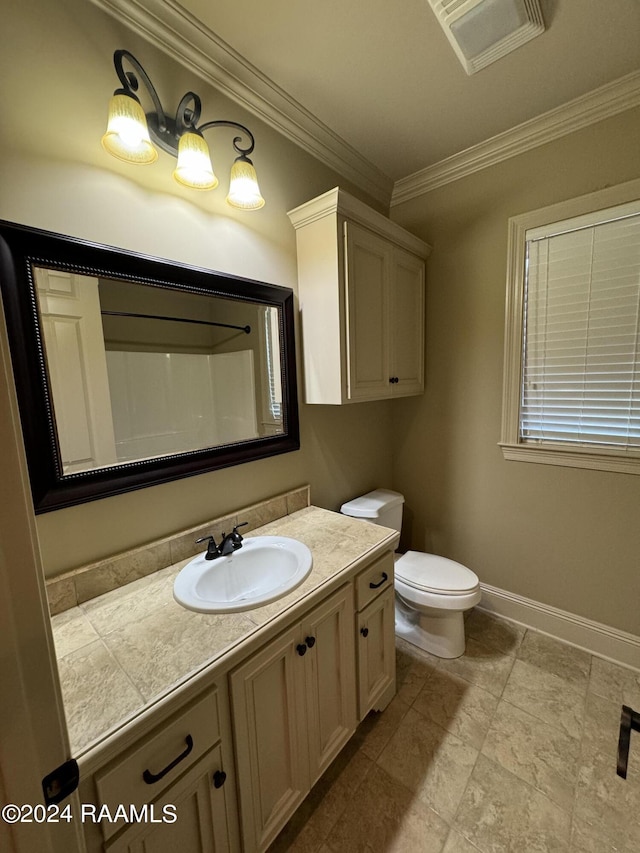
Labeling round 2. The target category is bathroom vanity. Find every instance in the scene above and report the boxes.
[56,504,398,852]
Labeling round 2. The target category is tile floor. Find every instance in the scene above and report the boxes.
[268,609,640,853]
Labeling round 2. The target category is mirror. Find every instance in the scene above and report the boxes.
[0,220,299,512]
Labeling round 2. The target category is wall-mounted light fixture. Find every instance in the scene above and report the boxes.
[101,50,265,210]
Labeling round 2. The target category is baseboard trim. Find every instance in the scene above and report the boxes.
[478,583,640,671]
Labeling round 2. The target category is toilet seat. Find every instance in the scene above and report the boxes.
[395,551,479,596]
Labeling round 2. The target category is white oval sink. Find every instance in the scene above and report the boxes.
[173,536,313,613]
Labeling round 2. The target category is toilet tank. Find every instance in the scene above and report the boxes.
[340,489,404,533]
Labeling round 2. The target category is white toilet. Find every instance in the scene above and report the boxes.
[340,489,481,659]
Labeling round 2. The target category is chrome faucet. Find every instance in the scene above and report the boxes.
[196,522,248,560]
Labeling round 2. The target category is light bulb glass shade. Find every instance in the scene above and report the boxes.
[101,93,158,165]
[173,131,218,190]
[226,157,265,210]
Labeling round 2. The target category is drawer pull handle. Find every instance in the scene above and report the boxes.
[617,705,640,779]
[360,627,369,638]
[213,770,227,789]
[142,734,194,784]
[369,572,388,590]
[297,643,307,656]
[305,636,316,648]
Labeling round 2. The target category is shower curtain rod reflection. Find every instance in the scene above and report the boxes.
[101,309,251,334]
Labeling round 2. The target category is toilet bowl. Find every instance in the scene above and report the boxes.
[340,489,481,659]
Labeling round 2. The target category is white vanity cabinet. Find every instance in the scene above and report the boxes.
[288,187,431,405]
[354,553,396,719]
[104,747,231,853]
[72,519,399,853]
[230,584,357,853]
[81,684,239,853]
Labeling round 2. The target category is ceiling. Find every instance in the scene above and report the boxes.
[93,0,640,202]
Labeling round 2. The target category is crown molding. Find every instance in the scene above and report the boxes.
[391,69,640,206]
[89,0,393,205]
[288,187,432,258]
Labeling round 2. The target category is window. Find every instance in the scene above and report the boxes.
[501,178,640,474]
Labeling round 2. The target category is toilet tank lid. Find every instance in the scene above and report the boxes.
[340,489,404,518]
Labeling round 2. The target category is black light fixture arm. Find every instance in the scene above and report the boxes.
[113,49,168,131]
[198,120,256,159]
[110,50,255,160]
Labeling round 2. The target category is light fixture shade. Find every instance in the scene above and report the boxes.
[226,156,265,210]
[101,93,158,164]
[173,131,218,190]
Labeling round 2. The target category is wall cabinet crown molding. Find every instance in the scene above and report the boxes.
[288,187,431,259]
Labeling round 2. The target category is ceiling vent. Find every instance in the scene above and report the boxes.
[427,0,545,75]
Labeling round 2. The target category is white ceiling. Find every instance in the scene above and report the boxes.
[181,0,640,177]
[93,0,640,201]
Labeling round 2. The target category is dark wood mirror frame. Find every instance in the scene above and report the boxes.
[0,220,299,513]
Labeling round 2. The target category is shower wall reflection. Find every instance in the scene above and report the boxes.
[35,267,283,475]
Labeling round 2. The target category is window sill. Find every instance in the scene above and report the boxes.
[499,442,640,475]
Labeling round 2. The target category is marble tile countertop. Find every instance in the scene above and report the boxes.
[50,507,397,756]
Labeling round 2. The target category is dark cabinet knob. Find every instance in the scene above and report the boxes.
[213,770,227,789]
[305,636,316,648]
[360,627,369,638]
[296,643,307,656]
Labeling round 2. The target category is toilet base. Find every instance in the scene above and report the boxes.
[395,596,467,659]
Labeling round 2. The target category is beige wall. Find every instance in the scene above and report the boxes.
[0,0,393,576]
[391,108,640,636]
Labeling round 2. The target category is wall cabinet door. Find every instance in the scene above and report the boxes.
[344,222,425,402]
[390,247,425,397]
[344,221,392,401]
[105,745,233,853]
[357,585,396,719]
[231,585,356,852]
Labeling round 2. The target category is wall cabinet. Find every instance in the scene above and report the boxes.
[288,187,431,404]
[230,584,357,853]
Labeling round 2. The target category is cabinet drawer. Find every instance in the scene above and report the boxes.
[95,689,220,840]
[355,552,393,611]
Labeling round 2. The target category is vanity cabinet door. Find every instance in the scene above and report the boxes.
[230,624,309,853]
[230,585,357,853]
[303,584,357,785]
[357,585,396,720]
[104,745,232,853]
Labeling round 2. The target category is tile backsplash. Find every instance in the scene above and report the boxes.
[45,486,310,616]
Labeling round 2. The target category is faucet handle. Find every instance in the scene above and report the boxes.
[230,522,248,548]
[195,535,220,561]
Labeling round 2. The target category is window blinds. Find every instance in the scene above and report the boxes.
[521,209,640,449]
